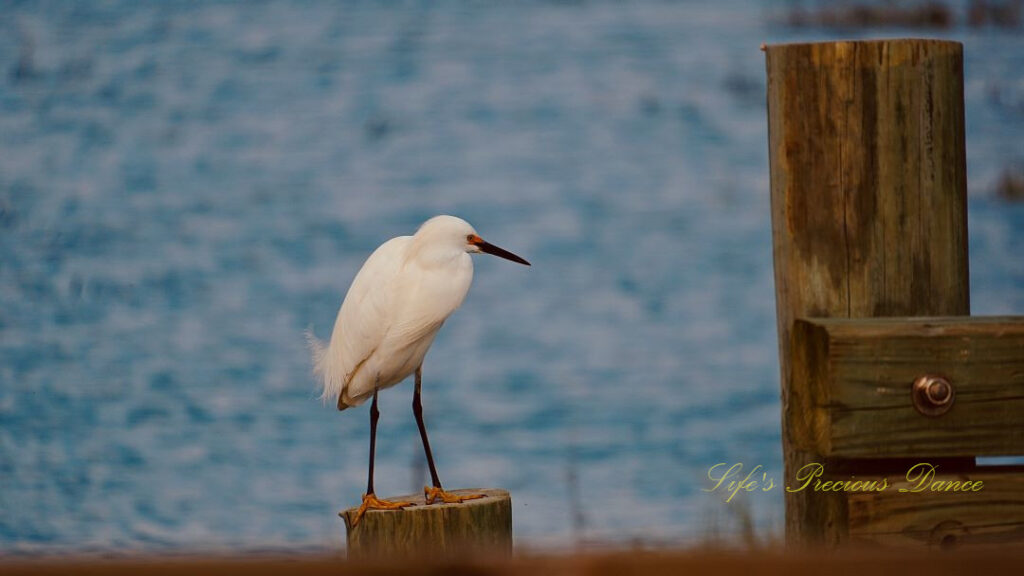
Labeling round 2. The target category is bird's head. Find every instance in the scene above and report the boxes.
[415,215,531,266]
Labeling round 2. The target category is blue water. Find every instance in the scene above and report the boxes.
[1,0,1023,555]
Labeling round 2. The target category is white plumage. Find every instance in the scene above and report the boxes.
[310,214,529,521]
[309,214,529,410]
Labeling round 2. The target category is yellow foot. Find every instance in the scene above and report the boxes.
[349,493,415,527]
[424,486,486,505]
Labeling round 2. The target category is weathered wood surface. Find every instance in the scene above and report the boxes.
[845,466,1024,549]
[792,317,1024,458]
[342,489,511,560]
[766,39,969,546]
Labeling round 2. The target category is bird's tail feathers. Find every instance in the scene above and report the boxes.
[305,328,342,406]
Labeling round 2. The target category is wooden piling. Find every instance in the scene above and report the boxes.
[341,489,512,560]
[765,39,969,547]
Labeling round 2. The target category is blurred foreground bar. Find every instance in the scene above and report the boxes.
[6,550,1024,575]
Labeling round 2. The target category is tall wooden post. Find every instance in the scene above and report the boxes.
[766,39,969,546]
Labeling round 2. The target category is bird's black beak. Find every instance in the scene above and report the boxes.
[475,237,530,266]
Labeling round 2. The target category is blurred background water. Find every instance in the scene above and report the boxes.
[1,0,1023,555]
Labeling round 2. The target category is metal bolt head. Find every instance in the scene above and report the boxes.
[912,375,955,417]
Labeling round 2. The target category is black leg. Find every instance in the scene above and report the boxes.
[367,388,379,495]
[413,367,443,489]
[350,386,418,526]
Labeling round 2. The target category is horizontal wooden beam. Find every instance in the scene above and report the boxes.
[844,466,1024,549]
[791,317,1024,458]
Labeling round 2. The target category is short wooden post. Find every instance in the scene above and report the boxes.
[341,489,512,560]
[766,39,969,546]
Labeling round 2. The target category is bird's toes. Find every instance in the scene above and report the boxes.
[349,493,415,527]
[424,486,486,504]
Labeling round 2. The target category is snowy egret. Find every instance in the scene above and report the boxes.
[309,215,530,526]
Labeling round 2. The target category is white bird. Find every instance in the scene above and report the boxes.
[309,215,530,526]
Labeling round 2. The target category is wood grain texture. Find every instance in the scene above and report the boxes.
[342,489,511,560]
[793,317,1024,458]
[845,467,1024,549]
[766,39,969,546]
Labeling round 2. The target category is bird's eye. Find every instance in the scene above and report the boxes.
[466,234,474,242]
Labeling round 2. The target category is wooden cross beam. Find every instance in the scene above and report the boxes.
[791,317,1024,459]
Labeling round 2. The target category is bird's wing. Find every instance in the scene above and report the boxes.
[316,236,411,407]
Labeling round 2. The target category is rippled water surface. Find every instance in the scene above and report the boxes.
[2,0,1023,554]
